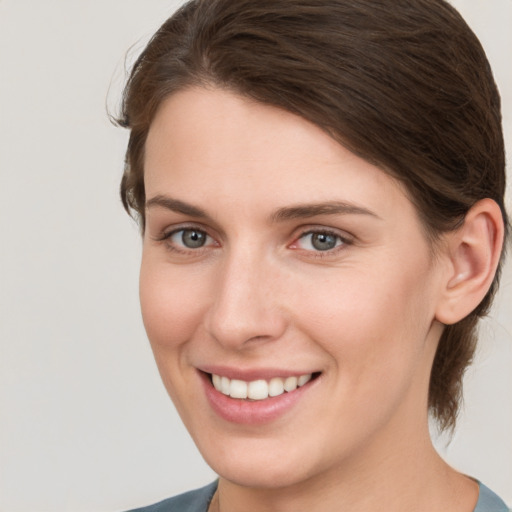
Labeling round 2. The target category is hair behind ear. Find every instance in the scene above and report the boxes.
[429,198,505,430]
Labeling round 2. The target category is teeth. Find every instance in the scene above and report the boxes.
[268,377,284,397]
[298,374,312,387]
[248,380,268,400]
[212,373,313,400]
[284,376,298,392]
[229,379,248,399]
[220,376,230,395]
[212,374,221,390]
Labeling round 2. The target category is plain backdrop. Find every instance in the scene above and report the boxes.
[0,1,511,511]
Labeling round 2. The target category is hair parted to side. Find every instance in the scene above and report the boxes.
[116,0,508,431]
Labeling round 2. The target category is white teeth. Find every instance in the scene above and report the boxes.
[284,376,298,392]
[220,376,230,395]
[248,380,268,400]
[211,373,313,400]
[298,374,312,387]
[268,377,285,397]
[212,374,222,390]
[229,379,248,399]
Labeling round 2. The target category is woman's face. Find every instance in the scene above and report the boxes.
[141,87,447,489]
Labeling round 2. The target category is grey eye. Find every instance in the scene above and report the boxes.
[310,232,338,251]
[296,231,344,252]
[181,229,207,248]
[166,228,208,249]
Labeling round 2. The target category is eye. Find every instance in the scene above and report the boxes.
[167,228,214,250]
[293,230,346,252]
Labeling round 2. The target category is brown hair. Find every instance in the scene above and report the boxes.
[117,0,508,431]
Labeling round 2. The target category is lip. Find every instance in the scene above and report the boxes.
[199,365,315,381]
[198,368,320,425]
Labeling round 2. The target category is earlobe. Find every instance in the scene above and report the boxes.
[435,199,504,325]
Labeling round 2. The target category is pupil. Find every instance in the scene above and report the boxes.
[312,233,336,251]
[182,230,206,248]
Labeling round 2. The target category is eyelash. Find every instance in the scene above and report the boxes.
[290,229,352,258]
[155,226,216,255]
[154,226,352,257]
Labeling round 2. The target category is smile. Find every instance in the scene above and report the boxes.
[211,373,313,400]
[201,370,321,424]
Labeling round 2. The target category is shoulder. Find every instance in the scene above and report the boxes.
[125,481,218,512]
[474,482,509,512]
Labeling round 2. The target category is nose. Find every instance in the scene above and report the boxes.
[204,247,287,350]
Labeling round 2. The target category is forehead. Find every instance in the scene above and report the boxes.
[144,87,416,225]
[145,87,348,175]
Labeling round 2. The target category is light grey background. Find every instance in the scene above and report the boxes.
[0,1,510,511]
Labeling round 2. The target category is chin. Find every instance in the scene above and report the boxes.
[196,435,324,490]
[214,460,310,490]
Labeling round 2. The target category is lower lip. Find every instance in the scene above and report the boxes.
[200,372,316,425]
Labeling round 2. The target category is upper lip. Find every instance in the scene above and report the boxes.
[198,365,319,382]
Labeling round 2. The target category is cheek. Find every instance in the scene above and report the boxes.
[138,258,213,418]
[139,257,208,350]
[294,261,435,381]
[292,267,437,444]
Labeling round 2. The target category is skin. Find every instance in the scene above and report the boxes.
[140,87,481,511]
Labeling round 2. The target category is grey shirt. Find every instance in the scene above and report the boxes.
[127,480,509,512]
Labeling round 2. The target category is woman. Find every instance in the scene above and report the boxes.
[118,0,509,510]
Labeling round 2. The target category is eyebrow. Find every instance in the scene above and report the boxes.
[146,195,379,222]
[271,202,380,222]
[146,195,209,218]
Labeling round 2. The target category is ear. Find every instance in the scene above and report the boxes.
[435,199,504,325]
